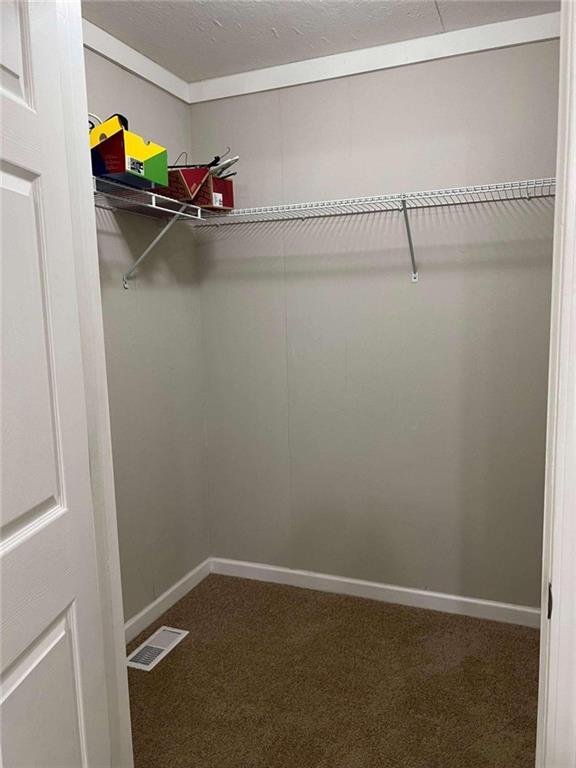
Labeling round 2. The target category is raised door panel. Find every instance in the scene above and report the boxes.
[1,612,84,767]
[1,164,60,530]
[0,0,31,105]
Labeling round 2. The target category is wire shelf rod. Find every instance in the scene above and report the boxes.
[92,176,555,286]
[200,178,555,225]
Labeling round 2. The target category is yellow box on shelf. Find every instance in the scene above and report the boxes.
[90,115,168,189]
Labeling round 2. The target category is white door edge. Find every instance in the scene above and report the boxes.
[536,1,576,766]
[54,2,133,766]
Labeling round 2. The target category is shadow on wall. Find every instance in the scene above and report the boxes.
[95,208,202,289]
[94,197,554,287]
[93,208,209,619]
[193,198,554,281]
[192,197,553,606]
[457,214,551,605]
[93,195,553,608]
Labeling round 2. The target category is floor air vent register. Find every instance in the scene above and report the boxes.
[127,626,189,671]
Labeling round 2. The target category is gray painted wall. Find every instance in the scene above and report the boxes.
[85,51,209,620]
[86,40,557,619]
[191,41,558,607]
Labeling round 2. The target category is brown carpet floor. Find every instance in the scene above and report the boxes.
[127,575,539,768]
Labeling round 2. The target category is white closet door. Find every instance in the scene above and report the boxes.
[536,1,576,766]
[1,1,112,765]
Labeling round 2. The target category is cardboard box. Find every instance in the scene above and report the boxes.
[155,168,210,202]
[157,167,235,210]
[90,115,168,189]
[192,175,234,210]
[209,176,235,210]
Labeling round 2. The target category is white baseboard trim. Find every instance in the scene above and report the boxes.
[210,558,541,628]
[124,556,540,640]
[124,557,211,643]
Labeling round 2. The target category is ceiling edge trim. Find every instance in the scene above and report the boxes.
[188,12,560,103]
[82,12,560,106]
[82,20,190,102]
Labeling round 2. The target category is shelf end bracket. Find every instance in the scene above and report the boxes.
[401,198,419,283]
[122,204,187,289]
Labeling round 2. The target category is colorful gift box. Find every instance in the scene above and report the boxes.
[90,115,168,189]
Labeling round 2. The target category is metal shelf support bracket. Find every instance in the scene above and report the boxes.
[401,198,419,283]
[122,204,187,288]
[93,177,555,288]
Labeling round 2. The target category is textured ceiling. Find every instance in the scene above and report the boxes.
[82,0,560,82]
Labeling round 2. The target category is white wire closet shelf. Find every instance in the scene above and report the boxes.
[93,177,204,221]
[92,176,556,288]
[201,178,556,225]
